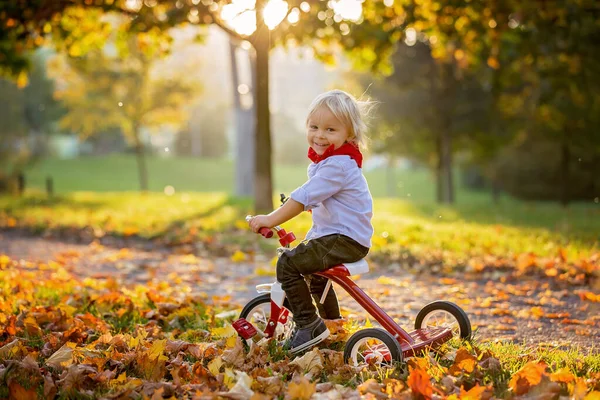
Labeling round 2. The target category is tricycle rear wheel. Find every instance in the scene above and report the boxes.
[415,301,471,339]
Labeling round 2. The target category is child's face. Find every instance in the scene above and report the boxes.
[306,106,351,155]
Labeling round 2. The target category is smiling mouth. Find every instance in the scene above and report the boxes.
[313,143,329,148]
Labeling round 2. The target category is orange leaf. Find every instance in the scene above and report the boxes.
[9,381,37,400]
[460,384,489,400]
[572,377,588,400]
[530,307,545,319]
[558,248,568,262]
[122,227,139,236]
[449,348,478,375]
[509,361,547,395]
[408,366,434,399]
[550,368,575,384]
[517,253,537,270]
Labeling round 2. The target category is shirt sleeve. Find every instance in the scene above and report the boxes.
[290,160,345,210]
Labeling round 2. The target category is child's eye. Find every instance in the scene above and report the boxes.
[327,128,335,132]
[309,125,318,130]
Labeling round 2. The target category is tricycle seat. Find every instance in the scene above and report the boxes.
[322,259,369,277]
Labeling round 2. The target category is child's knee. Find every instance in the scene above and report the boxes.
[276,253,293,282]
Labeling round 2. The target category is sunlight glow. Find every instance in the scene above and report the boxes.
[287,8,301,24]
[404,27,417,46]
[332,0,362,22]
[125,0,143,12]
[221,0,290,35]
[220,0,363,35]
[263,0,289,29]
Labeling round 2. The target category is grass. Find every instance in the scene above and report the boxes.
[23,154,437,199]
[1,155,598,264]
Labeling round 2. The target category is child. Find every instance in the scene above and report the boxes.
[248,89,374,354]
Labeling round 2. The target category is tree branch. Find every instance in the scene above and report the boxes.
[207,10,245,42]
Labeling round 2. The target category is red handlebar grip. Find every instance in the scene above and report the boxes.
[259,227,273,238]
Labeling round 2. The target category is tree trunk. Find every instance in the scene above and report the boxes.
[441,125,454,203]
[560,137,570,207]
[229,39,255,197]
[252,21,273,212]
[440,63,455,204]
[386,155,396,197]
[436,133,444,203]
[133,126,148,192]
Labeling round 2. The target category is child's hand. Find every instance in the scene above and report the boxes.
[248,215,273,233]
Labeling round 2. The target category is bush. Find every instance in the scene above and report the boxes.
[494,136,599,202]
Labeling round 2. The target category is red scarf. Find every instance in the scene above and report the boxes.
[307,142,363,168]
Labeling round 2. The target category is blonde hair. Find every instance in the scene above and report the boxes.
[306,89,375,149]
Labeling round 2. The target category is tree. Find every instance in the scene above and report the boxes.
[0,49,64,193]
[47,16,198,191]
[2,0,412,211]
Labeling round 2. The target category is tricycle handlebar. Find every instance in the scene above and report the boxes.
[245,215,274,238]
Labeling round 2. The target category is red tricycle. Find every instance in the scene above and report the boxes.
[233,201,471,367]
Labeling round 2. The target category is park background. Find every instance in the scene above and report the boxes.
[1,0,599,399]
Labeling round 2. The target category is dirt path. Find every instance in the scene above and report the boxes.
[1,231,598,350]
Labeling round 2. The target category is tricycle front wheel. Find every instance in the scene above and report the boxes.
[239,293,295,341]
[344,328,403,368]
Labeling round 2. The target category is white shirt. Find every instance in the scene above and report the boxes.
[290,155,374,248]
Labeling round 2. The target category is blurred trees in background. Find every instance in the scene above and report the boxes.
[46,13,198,191]
[0,50,64,193]
[0,0,598,205]
[362,0,600,205]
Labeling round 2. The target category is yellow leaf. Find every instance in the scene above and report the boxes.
[148,339,167,361]
[365,317,373,328]
[208,357,223,376]
[287,376,316,400]
[0,254,10,266]
[224,368,236,389]
[231,250,247,262]
[16,71,28,88]
[584,392,600,400]
[212,324,236,338]
[226,335,237,348]
[7,217,17,227]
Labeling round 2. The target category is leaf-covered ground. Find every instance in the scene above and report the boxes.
[1,231,599,399]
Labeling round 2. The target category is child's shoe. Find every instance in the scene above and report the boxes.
[288,318,330,354]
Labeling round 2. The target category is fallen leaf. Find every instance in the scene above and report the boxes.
[290,348,323,378]
[287,376,316,400]
[509,361,547,395]
[408,366,433,399]
[46,342,75,369]
[9,381,37,400]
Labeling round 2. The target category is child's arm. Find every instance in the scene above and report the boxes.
[248,198,304,233]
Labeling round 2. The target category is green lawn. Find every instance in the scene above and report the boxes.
[1,154,597,270]
[24,154,439,200]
